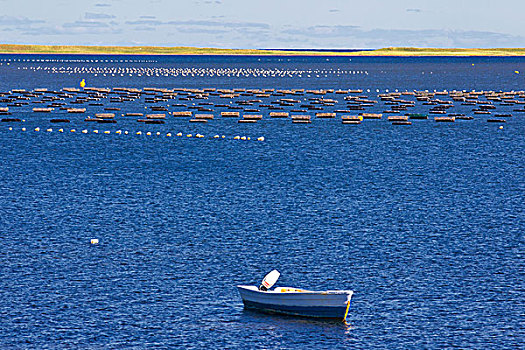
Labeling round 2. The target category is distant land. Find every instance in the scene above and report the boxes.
[0,45,524,56]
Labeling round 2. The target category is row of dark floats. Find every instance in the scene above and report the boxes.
[1,87,523,126]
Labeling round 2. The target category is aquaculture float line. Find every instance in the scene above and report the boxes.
[0,86,522,128]
[3,126,265,142]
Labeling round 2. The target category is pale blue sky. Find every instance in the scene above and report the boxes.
[1,0,524,48]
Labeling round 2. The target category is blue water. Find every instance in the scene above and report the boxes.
[0,55,523,349]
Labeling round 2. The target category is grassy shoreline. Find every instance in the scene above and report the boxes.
[0,44,524,56]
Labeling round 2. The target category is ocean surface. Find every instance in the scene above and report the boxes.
[0,54,523,349]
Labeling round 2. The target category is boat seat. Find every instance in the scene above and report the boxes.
[275,287,306,293]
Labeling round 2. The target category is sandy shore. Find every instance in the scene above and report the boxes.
[0,45,524,56]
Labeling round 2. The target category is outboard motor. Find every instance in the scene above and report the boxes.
[259,270,280,291]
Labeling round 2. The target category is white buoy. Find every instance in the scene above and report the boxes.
[71,129,76,132]
[46,128,52,132]
[82,129,88,134]
[90,239,99,245]
[136,131,142,135]
[59,129,63,133]
[104,130,110,134]
[499,125,504,130]
[22,127,26,131]
[8,127,12,131]
[146,131,151,136]
[177,132,182,137]
[93,130,99,134]
[167,132,172,137]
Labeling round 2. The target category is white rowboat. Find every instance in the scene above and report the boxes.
[237,285,353,321]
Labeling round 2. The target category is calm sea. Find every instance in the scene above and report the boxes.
[0,54,523,349]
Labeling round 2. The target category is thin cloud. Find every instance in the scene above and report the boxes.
[361,28,523,48]
[406,8,422,13]
[132,26,156,32]
[0,15,45,26]
[280,25,525,48]
[448,30,524,47]
[22,20,122,36]
[95,3,111,7]
[166,20,270,29]
[175,27,228,34]
[125,18,270,30]
[283,25,360,37]
[125,19,163,26]
[85,12,116,20]
[63,20,110,29]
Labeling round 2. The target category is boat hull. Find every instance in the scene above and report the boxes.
[237,285,353,319]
